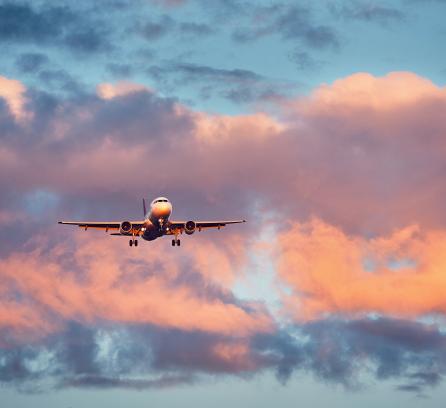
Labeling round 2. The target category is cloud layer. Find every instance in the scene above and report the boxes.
[1,70,446,394]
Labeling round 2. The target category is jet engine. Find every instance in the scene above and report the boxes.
[184,220,196,235]
[120,221,132,235]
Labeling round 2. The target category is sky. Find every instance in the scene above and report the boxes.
[1,0,446,406]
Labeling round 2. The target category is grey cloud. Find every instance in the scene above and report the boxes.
[63,26,111,53]
[232,5,339,49]
[2,317,446,393]
[0,2,72,42]
[15,52,50,73]
[179,22,215,36]
[173,62,262,82]
[255,317,446,392]
[138,15,216,41]
[149,0,187,7]
[302,318,446,389]
[139,15,175,40]
[60,374,195,390]
[0,2,111,53]
[288,50,323,71]
[106,63,134,77]
[38,69,81,93]
[396,371,443,394]
[330,1,405,25]
[148,61,294,104]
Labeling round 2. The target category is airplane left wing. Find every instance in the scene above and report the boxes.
[58,220,144,233]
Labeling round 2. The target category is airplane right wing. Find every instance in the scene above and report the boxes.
[168,219,246,233]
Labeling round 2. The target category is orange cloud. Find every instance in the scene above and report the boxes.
[277,219,446,320]
[0,231,273,343]
[0,75,30,121]
[298,71,446,114]
[96,81,150,99]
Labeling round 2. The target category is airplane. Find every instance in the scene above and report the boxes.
[58,196,246,247]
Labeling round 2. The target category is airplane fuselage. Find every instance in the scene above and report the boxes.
[141,197,172,241]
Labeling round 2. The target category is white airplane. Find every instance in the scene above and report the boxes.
[58,196,246,247]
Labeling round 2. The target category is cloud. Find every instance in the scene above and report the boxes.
[232,5,339,49]
[0,2,111,53]
[2,71,446,233]
[0,75,30,121]
[106,63,135,77]
[149,0,187,7]
[0,229,273,344]
[0,2,72,42]
[1,71,446,393]
[138,15,176,40]
[300,317,446,390]
[330,1,405,25]
[15,52,50,73]
[288,50,323,71]
[277,219,446,320]
[135,12,215,43]
[96,81,151,99]
[148,62,295,103]
[1,316,446,393]
[179,22,214,36]
[60,374,195,390]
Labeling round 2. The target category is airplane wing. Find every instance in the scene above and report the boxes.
[168,219,246,233]
[58,220,144,234]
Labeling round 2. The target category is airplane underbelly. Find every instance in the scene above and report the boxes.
[142,223,162,241]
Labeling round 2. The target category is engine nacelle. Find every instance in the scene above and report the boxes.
[184,220,196,235]
[120,221,132,235]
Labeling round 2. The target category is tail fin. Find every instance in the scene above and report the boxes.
[143,198,147,217]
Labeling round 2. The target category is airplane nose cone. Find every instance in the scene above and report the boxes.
[153,203,172,218]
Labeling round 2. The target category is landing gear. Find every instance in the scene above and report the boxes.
[129,239,133,247]
[171,239,181,247]
[129,238,138,247]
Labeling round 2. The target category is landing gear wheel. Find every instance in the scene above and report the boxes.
[134,240,138,247]
[129,240,133,247]
[172,239,176,246]
[176,239,181,246]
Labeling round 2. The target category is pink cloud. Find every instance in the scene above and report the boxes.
[96,81,151,100]
[1,71,443,235]
[277,219,446,320]
[2,70,446,338]
[0,230,273,344]
[297,71,446,114]
[0,75,30,121]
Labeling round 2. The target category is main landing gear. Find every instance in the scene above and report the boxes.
[129,239,138,247]
[171,239,181,247]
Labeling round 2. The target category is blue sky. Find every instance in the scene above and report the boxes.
[1,0,445,113]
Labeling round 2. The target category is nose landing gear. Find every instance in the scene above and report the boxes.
[129,238,138,247]
[171,239,181,247]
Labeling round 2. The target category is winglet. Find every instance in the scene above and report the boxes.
[143,198,147,217]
